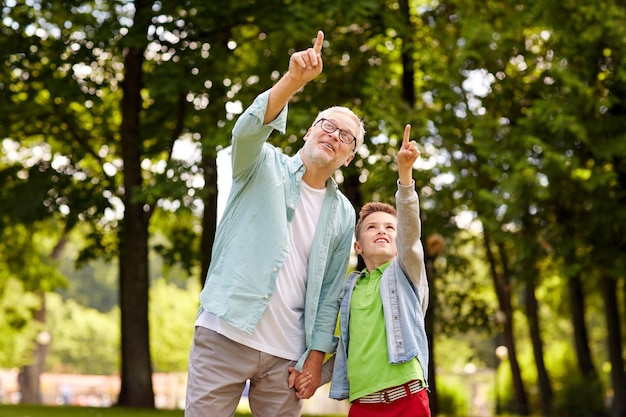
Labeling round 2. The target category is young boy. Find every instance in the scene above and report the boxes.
[291,124,431,417]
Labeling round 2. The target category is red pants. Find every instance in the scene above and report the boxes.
[349,388,431,417]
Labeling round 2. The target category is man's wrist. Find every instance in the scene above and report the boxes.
[306,350,325,366]
[280,72,307,92]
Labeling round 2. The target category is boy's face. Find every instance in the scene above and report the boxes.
[354,211,398,268]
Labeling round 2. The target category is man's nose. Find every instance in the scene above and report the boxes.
[327,129,341,141]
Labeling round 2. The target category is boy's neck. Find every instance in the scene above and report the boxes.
[363,257,393,273]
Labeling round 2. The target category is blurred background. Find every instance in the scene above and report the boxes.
[1,0,625,416]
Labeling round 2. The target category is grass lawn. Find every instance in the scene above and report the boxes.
[0,405,342,417]
[0,405,256,417]
[0,405,186,417]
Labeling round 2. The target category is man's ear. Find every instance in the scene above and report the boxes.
[303,128,312,142]
[343,152,355,167]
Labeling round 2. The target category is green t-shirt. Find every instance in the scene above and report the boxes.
[347,263,424,402]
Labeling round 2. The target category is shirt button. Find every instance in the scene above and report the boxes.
[263,294,269,300]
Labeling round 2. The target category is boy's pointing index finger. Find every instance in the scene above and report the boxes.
[402,124,411,148]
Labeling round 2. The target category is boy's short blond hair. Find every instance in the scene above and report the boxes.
[354,202,397,240]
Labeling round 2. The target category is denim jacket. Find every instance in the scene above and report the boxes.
[329,182,429,400]
[199,90,355,368]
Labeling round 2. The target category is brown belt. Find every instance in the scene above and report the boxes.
[356,380,423,404]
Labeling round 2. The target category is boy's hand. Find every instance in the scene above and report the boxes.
[287,31,324,84]
[397,124,420,185]
[288,366,313,399]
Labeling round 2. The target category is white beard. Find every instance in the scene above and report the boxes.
[302,141,336,169]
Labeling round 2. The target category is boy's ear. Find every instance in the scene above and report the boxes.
[353,241,362,255]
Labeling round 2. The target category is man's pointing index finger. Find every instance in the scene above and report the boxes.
[313,30,324,54]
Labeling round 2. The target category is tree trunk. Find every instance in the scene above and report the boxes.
[519,193,553,416]
[425,251,439,416]
[18,235,66,404]
[609,160,626,417]
[398,0,416,107]
[341,168,363,211]
[200,152,218,287]
[496,241,529,416]
[567,273,598,379]
[524,277,553,416]
[483,232,529,415]
[118,207,153,407]
[116,0,154,408]
[600,275,626,417]
[198,30,231,288]
[18,293,48,404]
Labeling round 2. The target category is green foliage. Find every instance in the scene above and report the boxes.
[150,210,202,278]
[149,279,200,373]
[55,227,120,313]
[0,222,67,293]
[0,278,40,368]
[57,256,119,314]
[435,376,471,415]
[553,371,607,417]
[0,220,66,368]
[45,293,120,375]
[44,277,200,375]
[434,230,496,334]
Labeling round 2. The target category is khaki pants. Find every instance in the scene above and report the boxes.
[185,326,302,417]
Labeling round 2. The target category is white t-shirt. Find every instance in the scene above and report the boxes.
[196,181,326,360]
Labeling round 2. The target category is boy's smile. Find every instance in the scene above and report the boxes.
[354,211,398,271]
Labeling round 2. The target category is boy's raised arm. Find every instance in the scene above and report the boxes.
[397,124,420,185]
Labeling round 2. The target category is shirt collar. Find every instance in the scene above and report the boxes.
[359,261,391,278]
[291,151,339,193]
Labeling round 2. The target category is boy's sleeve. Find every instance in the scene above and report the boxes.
[395,180,429,311]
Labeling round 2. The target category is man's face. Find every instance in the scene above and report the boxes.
[354,211,398,265]
[302,112,358,170]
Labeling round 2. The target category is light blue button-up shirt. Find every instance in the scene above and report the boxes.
[199,90,355,368]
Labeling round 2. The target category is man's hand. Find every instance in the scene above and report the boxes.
[397,124,420,185]
[288,366,313,398]
[264,30,325,124]
[287,31,324,84]
[293,350,324,399]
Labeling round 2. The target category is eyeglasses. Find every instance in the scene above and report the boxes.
[314,118,357,150]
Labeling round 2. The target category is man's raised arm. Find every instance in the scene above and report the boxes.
[264,31,325,124]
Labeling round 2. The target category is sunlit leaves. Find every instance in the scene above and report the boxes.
[45,293,120,375]
[0,277,41,368]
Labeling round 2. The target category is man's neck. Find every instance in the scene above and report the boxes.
[302,169,329,189]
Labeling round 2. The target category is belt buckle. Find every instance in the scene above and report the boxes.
[380,390,391,403]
